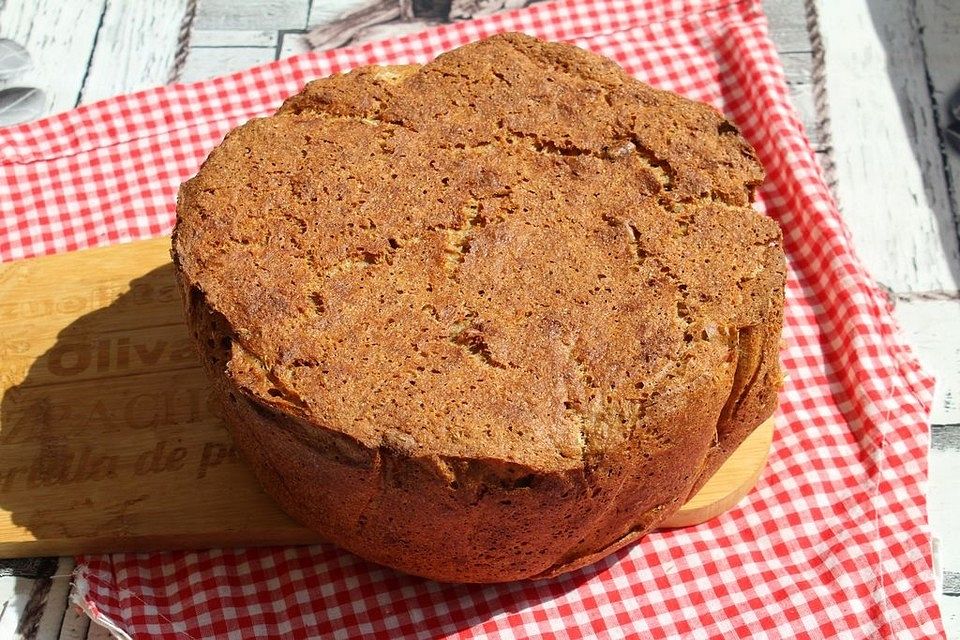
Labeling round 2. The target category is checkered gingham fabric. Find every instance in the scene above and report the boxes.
[0,0,945,637]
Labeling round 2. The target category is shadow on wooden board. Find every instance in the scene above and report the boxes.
[0,262,322,557]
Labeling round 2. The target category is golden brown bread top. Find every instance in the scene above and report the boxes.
[174,33,783,475]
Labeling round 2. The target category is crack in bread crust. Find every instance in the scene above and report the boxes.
[173,33,785,582]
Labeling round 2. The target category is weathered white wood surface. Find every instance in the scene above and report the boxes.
[58,580,91,640]
[0,0,106,114]
[0,557,73,639]
[896,300,960,425]
[179,47,277,82]
[931,426,960,575]
[279,32,312,59]
[896,299,959,610]
[350,20,439,48]
[193,0,309,30]
[0,569,20,638]
[764,0,815,54]
[84,621,114,640]
[79,0,188,103]
[817,3,960,633]
[915,0,960,284]
[780,51,820,151]
[190,29,279,48]
[34,558,75,640]
[817,0,960,294]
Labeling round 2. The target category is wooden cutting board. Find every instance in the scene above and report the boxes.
[0,238,774,558]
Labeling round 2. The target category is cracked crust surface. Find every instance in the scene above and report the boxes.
[173,33,785,582]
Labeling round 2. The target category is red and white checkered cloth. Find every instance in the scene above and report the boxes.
[0,0,945,637]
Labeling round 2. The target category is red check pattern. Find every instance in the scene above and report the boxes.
[0,0,945,637]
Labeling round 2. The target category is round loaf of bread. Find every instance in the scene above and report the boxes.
[173,33,785,583]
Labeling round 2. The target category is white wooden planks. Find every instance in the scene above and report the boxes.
[57,607,90,640]
[780,52,819,150]
[179,47,277,82]
[910,1,960,620]
[58,578,92,640]
[305,1,402,50]
[0,0,194,114]
[762,0,814,53]
[279,32,311,59]
[0,0,957,635]
[915,0,960,284]
[309,0,401,29]
[80,0,189,103]
[895,300,960,425]
[0,0,107,115]
[815,0,960,615]
[33,558,75,640]
[816,0,960,293]
[194,0,309,30]
[190,29,279,48]
[931,429,960,575]
[0,571,17,638]
[84,621,114,640]
[941,598,960,639]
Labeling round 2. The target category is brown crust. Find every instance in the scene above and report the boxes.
[172,33,785,583]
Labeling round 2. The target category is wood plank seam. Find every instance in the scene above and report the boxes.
[817,0,960,292]
[911,0,960,262]
[74,3,110,109]
[916,0,960,285]
[892,290,960,302]
[170,0,198,83]
[275,29,309,61]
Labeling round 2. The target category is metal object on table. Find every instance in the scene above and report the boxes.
[0,87,45,126]
[0,38,45,125]
[0,38,31,80]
